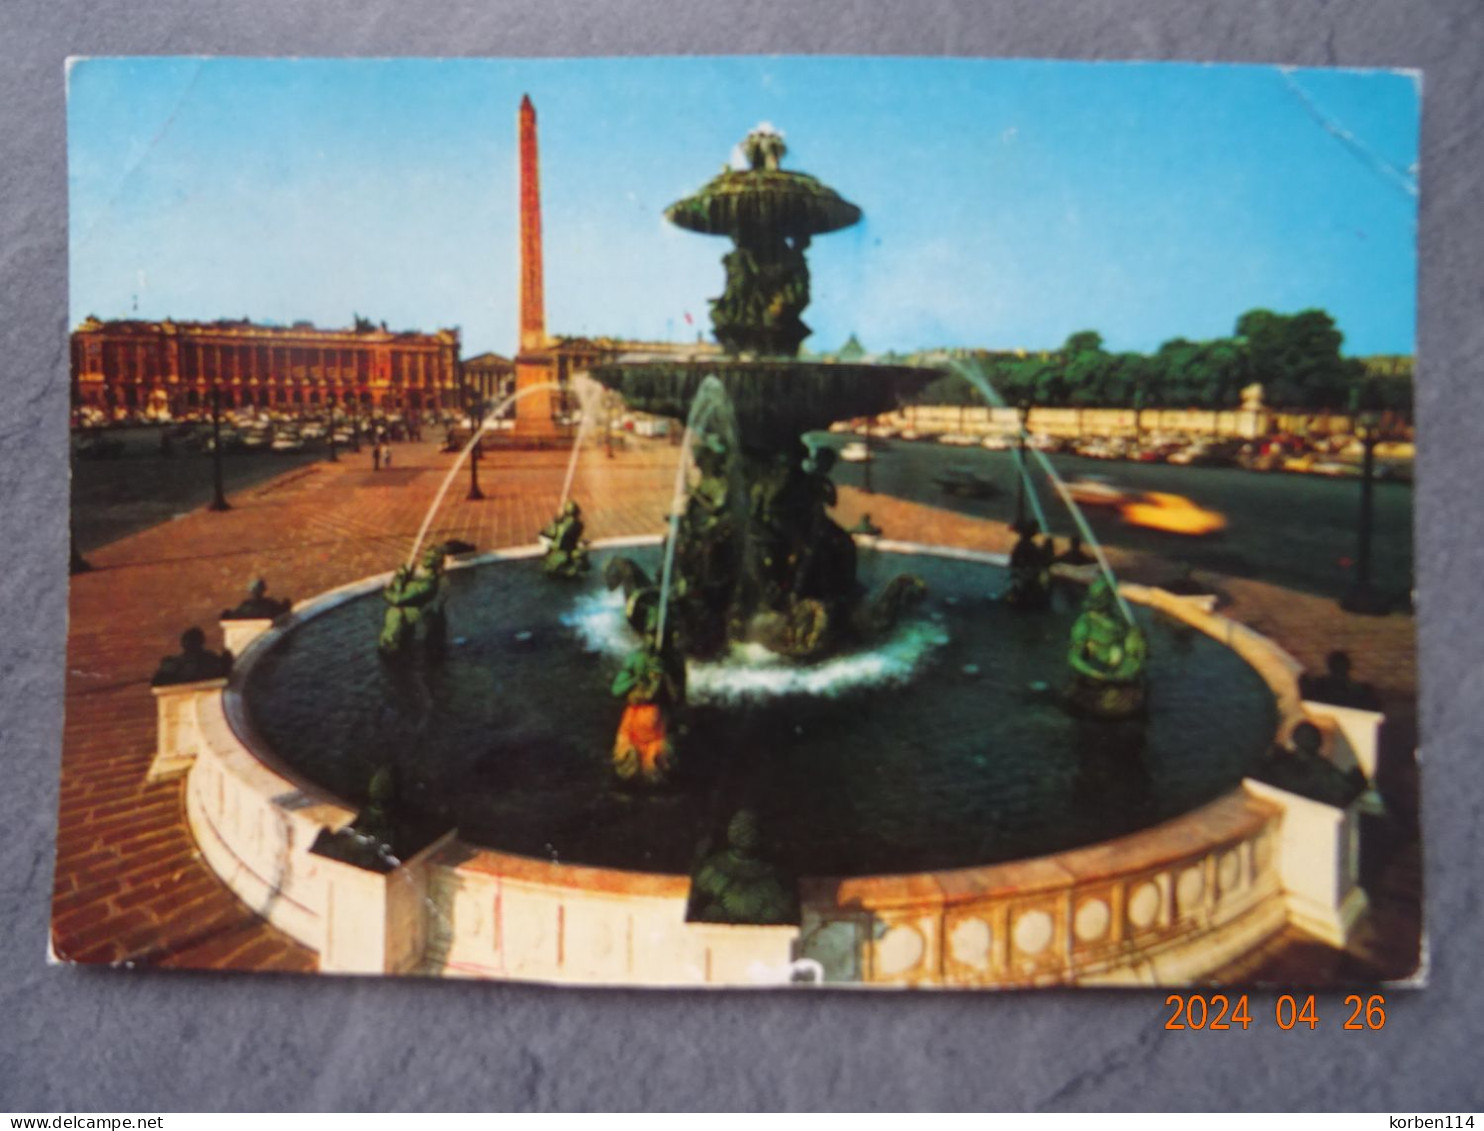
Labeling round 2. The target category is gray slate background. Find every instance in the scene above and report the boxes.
[2,0,1480,1112]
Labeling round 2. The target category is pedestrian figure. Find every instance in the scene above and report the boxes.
[372,445,382,471]
[383,443,393,469]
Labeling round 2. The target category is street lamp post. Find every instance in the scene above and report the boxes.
[327,393,339,463]
[349,394,361,453]
[466,368,485,501]
[1013,395,1033,532]
[1340,407,1390,615]
[208,384,231,512]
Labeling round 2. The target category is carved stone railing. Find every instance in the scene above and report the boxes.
[160,540,1371,984]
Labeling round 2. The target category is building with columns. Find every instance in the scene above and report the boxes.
[70,316,461,421]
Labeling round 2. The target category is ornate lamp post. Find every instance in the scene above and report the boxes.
[208,383,231,512]
[349,393,362,453]
[1340,399,1390,615]
[326,392,339,463]
[1013,393,1034,532]
[465,364,485,501]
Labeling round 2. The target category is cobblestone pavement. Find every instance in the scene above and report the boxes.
[54,437,1420,980]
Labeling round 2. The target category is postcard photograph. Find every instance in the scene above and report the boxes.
[56,56,1420,988]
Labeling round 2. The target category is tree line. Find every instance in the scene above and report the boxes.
[910,308,1413,414]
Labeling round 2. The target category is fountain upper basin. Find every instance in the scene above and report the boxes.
[590,359,941,449]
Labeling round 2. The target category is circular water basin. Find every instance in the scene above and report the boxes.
[243,545,1276,877]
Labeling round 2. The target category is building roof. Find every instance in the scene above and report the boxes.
[75,315,458,344]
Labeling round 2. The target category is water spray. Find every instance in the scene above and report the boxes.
[946,358,1135,624]
[406,381,566,569]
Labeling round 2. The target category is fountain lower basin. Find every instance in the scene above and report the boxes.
[166,536,1334,985]
[241,542,1273,877]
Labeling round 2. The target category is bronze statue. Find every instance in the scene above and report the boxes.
[1004,526,1055,611]
[690,810,796,925]
[610,624,685,787]
[540,500,591,580]
[151,627,233,686]
[669,431,741,657]
[1065,577,1148,719]
[378,545,447,660]
[1252,722,1366,806]
[221,577,291,621]
[1299,650,1382,711]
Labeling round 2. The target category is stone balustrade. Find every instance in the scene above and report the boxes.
[220,617,276,657]
[147,676,228,783]
[798,790,1285,987]
[1243,778,1367,947]
[158,542,1372,985]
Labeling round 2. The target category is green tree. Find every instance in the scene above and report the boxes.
[1235,307,1354,409]
[1060,329,1105,360]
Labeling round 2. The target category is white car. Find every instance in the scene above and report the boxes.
[839,441,873,463]
[981,434,1014,451]
[1064,476,1134,509]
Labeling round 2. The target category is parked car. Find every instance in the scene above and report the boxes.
[76,432,125,459]
[839,441,874,463]
[201,430,244,453]
[933,465,999,499]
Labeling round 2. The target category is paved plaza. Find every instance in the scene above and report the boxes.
[53,438,1421,979]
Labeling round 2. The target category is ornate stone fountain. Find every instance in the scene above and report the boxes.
[154,122,1370,987]
[593,126,939,661]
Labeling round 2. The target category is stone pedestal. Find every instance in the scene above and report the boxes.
[684,923,802,985]
[1243,778,1367,947]
[511,354,566,441]
[314,830,456,975]
[220,617,275,657]
[1301,699,1387,815]
[1301,699,1384,782]
[147,677,228,782]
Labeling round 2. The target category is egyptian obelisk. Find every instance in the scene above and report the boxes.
[512,94,559,439]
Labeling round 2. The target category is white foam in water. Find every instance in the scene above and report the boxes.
[561,589,636,654]
[561,589,950,704]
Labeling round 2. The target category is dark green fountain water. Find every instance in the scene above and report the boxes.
[244,547,1275,877]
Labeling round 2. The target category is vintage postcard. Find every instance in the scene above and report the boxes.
[58,57,1420,987]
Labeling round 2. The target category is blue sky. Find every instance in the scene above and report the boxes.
[67,57,1419,358]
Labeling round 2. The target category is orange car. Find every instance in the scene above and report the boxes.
[1119,491,1227,536]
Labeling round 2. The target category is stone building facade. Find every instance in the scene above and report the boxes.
[70,316,460,420]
